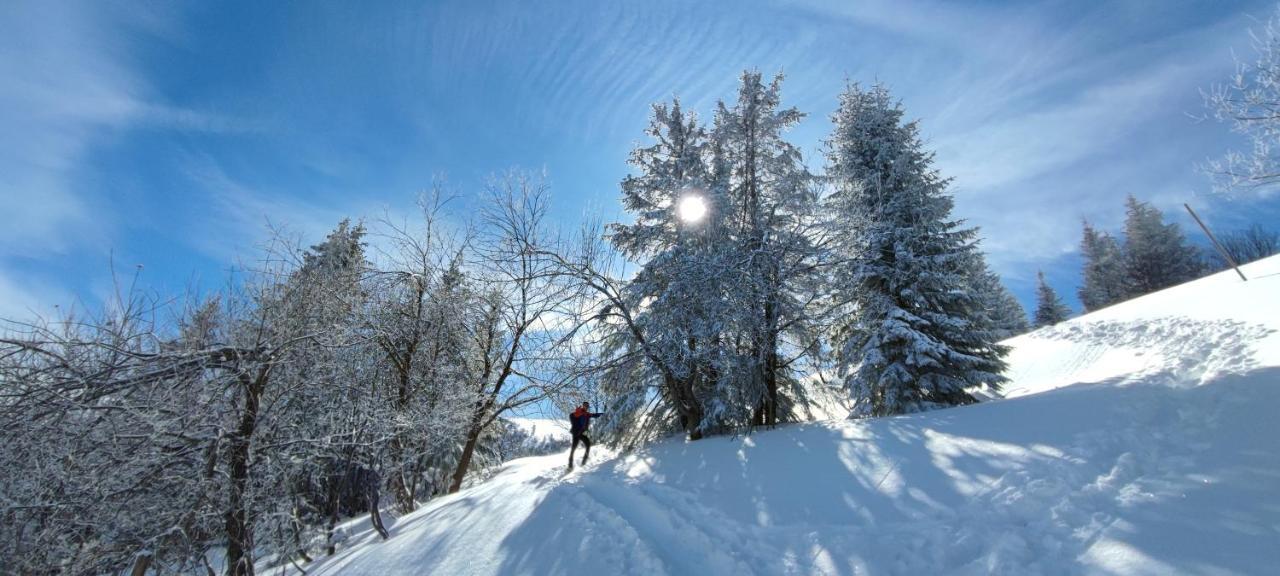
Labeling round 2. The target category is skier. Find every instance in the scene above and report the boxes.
[568,401,604,469]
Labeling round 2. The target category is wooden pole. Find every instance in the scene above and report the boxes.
[1184,203,1247,282]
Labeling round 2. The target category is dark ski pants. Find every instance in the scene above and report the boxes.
[569,432,591,464]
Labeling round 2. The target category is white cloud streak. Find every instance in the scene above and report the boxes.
[0,2,143,258]
[792,0,1268,276]
[0,1,251,318]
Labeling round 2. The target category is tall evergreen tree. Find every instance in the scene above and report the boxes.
[970,261,1030,340]
[600,73,824,437]
[1122,196,1202,295]
[1078,220,1128,312]
[606,99,727,439]
[612,99,714,257]
[708,71,818,427]
[1034,270,1072,327]
[826,83,1007,417]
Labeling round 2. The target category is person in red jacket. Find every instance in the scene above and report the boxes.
[568,401,604,469]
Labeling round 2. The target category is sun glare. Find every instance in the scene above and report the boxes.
[677,195,707,223]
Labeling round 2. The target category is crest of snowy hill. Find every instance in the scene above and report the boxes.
[303,256,1280,575]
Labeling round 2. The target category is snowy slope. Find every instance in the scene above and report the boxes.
[1002,257,1280,399]
[304,256,1280,575]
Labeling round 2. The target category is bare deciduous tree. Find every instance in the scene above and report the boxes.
[447,172,576,493]
[1205,6,1280,194]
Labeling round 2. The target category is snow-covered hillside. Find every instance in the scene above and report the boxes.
[305,256,1280,575]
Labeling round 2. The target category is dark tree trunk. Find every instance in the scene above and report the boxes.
[130,552,152,576]
[388,445,410,512]
[449,309,522,493]
[665,373,704,440]
[224,367,268,576]
[449,392,494,494]
[763,323,779,427]
[761,257,781,427]
[687,400,704,441]
[384,282,425,512]
[448,424,482,494]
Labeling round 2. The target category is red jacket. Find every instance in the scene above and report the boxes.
[570,407,602,434]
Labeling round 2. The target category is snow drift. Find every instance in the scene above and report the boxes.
[304,256,1280,575]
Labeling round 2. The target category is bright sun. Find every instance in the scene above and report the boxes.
[677,195,707,223]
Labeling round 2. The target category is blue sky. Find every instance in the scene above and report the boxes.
[3,0,1279,320]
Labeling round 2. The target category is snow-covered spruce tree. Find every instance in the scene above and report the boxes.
[1121,195,1203,296]
[707,71,820,427]
[1078,220,1129,312]
[826,83,1008,417]
[590,76,825,440]
[264,219,396,561]
[1033,270,1072,327]
[968,257,1030,340]
[606,99,726,439]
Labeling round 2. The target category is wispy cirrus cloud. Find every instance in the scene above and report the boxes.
[4,0,1277,318]
[0,2,143,258]
[0,1,263,316]
[174,151,354,264]
[0,269,73,322]
[788,0,1271,280]
[176,149,430,274]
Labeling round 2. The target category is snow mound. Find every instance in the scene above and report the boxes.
[305,256,1280,575]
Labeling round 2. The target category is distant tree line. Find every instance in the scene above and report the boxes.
[1077,195,1204,313]
[1071,195,1277,319]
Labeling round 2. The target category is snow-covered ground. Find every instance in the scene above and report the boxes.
[303,256,1280,575]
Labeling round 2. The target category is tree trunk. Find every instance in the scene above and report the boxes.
[765,363,778,426]
[291,507,313,564]
[447,423,482,493]
[687,400,704,441]
[386,339,417,513]
[325,510,338,556]
[763,327,778,427]
[130,552,153,576]
[224,368,267,576]
[761,264,780,426]
[387,436,416,513]
[448,394,494,494]
[666,373,704,440]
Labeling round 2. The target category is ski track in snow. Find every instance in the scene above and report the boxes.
[303,257,1280,575]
